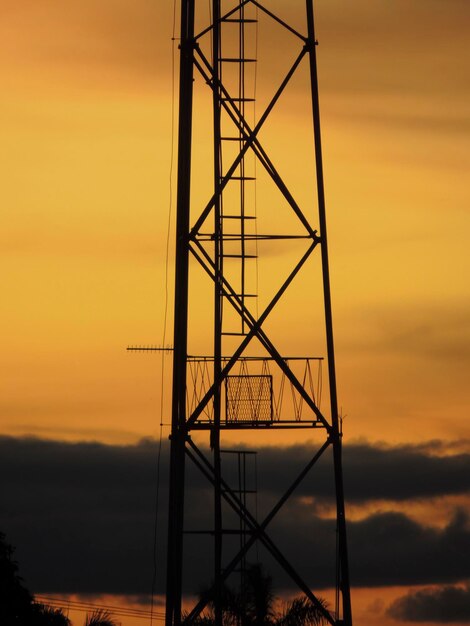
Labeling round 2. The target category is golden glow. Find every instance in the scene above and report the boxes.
[1,6,469,626]
[1,1,469,447]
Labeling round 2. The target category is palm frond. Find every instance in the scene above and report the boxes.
[32,603,71,626]
[84,609,120,626]
[276,596,328,626]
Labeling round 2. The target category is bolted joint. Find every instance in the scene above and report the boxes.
[179,38,196,54]
[304,38,319,53]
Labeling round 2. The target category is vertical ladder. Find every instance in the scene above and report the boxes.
[219,6,258,337]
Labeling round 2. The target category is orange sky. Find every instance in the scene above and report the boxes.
[2,1,469,446]
[1,1,470,624]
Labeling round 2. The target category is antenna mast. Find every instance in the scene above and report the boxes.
[165,2,352,625]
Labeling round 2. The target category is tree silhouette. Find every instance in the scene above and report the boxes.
[240,563,275,626]
[0,530,72,625]
[0,531,119,626]
[195,563,328,626]
[0,530,35,625]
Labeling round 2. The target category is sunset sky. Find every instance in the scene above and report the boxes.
[1,1,469,625]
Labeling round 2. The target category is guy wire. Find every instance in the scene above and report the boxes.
[150,0,178,623]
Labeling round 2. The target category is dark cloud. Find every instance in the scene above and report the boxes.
[1,436,469,596]
[387,582,470,622]
[349,509,470,587]
[259,440,470,503]
[264,503,470,589]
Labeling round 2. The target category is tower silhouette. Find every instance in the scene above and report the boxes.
[165,2,352,625]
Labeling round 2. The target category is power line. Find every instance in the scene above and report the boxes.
[35,595,164,621]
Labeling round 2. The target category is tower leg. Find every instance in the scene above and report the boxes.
[305,1,352,623]
[165,2,195,625]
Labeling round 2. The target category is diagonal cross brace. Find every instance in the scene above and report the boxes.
[189,238,330,431]
[183,439,334,625]
[186,241,331,431]
[190,45,315,238]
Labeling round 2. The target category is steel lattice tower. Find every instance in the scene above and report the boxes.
[166,2,352,625]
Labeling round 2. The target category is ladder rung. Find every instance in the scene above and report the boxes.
[220,58,257,63]
[223,254,257,259]
[221,136,242,141]
[223,18,258,23]
[222,214,256,220]
[184,529,253,535]
[221,98,255,102]
[222,332,249,336]
[223,293,257,298]
[224,176,255,181]
[221,489,257,494]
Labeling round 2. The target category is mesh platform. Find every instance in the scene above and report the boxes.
[225,374,273,423]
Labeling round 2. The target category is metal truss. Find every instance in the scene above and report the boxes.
[166,2,352,626]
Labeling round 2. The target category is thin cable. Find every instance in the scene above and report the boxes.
[253,4,259,319]
[209,0,213,64]
[254,452,259,562]
[150,2,178,624]
[35,596,164,621]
